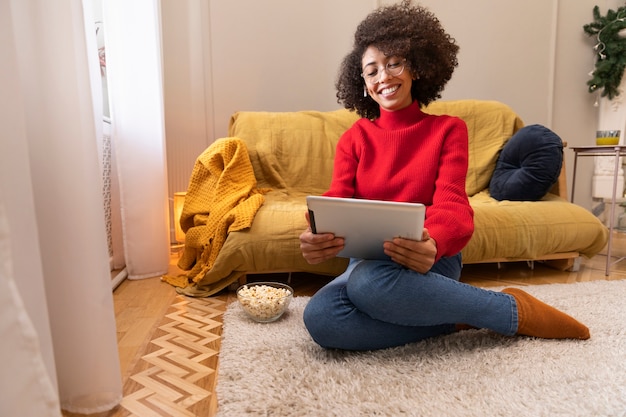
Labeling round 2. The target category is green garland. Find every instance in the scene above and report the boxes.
[583,5,626,100]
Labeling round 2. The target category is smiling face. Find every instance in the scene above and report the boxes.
[361,46,414,112]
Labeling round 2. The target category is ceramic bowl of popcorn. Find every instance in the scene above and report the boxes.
[236,282,293,323]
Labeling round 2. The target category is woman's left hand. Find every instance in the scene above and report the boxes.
[383,228,437,273]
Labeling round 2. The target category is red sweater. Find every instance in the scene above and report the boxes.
[325,100,474,260]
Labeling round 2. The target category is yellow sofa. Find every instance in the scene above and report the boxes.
[176,100,609,297]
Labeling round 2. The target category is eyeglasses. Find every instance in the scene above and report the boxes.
[361,59,407,84]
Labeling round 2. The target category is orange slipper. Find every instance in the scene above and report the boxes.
[502,288,590,340]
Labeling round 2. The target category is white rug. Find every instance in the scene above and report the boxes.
[217,280,626,417]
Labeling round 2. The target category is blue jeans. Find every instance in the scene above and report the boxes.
[303,255,518,350]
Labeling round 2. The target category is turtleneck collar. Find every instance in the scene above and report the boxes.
[374,100,424,130]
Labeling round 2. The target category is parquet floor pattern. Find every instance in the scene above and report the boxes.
[116,294,226,417]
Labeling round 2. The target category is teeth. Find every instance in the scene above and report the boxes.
[381,85,399,95]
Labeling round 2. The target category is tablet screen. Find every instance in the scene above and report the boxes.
[306,196,425,260]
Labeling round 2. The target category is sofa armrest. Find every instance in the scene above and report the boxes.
[549,140,568,200]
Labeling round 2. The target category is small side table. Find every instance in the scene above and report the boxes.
[570,145,626,275]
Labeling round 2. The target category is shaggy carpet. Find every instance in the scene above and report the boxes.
[217,280,626,417]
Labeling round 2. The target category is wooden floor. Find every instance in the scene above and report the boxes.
[88,233,626,416]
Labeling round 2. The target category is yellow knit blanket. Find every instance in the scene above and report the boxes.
[163,138,265,290]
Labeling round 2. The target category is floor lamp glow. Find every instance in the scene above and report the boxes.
[173,192,186,245]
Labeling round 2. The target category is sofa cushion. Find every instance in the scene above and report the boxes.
[230,101,525,198]
[176,192,350,296]
[489,124,563,201]
[424,100,524,197]
[462,191,609,263]
[228,109,359,195]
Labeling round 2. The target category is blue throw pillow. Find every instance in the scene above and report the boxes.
[489,124,563,201]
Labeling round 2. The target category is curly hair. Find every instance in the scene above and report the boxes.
[336,0,459,119]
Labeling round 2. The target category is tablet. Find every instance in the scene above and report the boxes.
[306,195,425,260]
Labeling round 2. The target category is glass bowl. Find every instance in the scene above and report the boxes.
[236,282,293,323]
[596,130,620,145]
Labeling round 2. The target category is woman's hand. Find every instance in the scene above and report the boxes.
[383,228,437,273]
[299,212,345,264]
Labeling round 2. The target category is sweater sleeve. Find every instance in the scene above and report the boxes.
[425,117,474,260]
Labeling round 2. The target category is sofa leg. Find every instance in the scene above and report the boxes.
[543,257,580,272]
[569,257,582,272]
[228,275,248,292]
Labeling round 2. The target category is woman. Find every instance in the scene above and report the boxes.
[299,0,589,351]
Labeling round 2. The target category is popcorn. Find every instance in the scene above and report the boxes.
[237,284,292,322]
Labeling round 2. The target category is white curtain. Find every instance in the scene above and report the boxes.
[103,0,170,280]
[0,0,169,413]
[2,0,122,413]
[0,4,64,410]
[0,206,61,416]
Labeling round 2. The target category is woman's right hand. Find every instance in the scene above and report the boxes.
[299,212,345,264]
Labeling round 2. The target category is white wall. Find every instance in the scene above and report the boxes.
[415,0,556,126]
[162,0,624,222]
[209,0,375,122]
